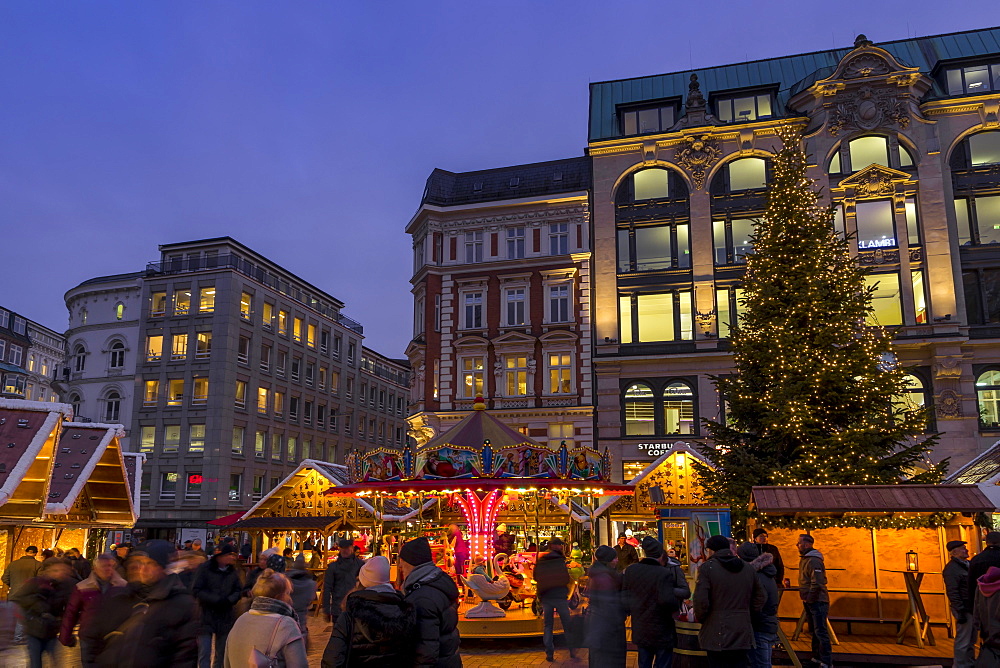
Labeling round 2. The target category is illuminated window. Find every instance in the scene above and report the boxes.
[109,341,126,369]
[726,158,767,191]
[195,332,211,359]
[619,292,693,343]
[262,302,274,329]
[716,287,746,338]
[288,436,298,462]
[946,63,1000,95]
[504,355,529,396]
[192,377,208,405]
[663,382,695,434]
[618,224,691,272]
[254,430,265,458]
[619,296,633,344]
[716,93,772,122]
[235,380,246,408]
[167,379,184,407]
[293,317,303,342]
[271,433,282,460]
[232,426,244,455]
[623,461,647,482]
[624,383,655,435]
[140,426,155,453]
[274,391,284,416]
[160,472,177,499]
[147,335,163,361]
[174,290,191,315]
[620,103,676,136]
[893,373,927,425]
[278,310,289,336]
[307,323,317,348]
[855,200,897,249]
[240,292,252,319]
[849,136,890,171]
[164,425,180,453]
[713,218,755,265]
[548,422,575,449]
[185,472,202,500]
[977,370,1000,429]
[229,474,242,502]
[460,357,484,398]
[198,287,215,313]
[969,131,1000,166]
[150,292,167,317]
[865,273,903,326]
[633,168,670,201]
[115,303,125,321]
[189,424,205,453]
[171,333,188,360]
[911,271,928,324]
[547,353,573,394]
[144,380,159,407]
[904,198,920,246]
[956,195,1000,246]
[257,387,269,414]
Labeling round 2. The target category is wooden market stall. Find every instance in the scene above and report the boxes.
[750,484,992,646]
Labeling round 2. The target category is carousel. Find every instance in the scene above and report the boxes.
[325,397,633,637]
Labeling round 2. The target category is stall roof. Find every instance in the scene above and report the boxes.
[947,440,1000,485]
[751,484,993,514]
[46,422,135,525]
[122,452,145,518]
[0,399,68,519]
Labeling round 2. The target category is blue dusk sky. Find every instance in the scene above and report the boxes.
[0,2,995,356]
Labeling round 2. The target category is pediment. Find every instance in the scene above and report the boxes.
[539,330,579,344]
[835,163,914,197]
[493,331,537,346]
[453,335,490,349]
[404,340,426,359]
[828,45,918,82]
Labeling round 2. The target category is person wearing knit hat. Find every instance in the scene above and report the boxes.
[266,553,287,573]
[975,566,1000,662]
[737,543,780,668]
[752,527,785,588]
[398,536,461,666]
[322,538,363,626]
[587,545,626,667]
[323,555,417,666]
[622,534,690,667]
[693,535,766,663]
[286,553,318,647]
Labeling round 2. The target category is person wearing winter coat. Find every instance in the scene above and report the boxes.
[969,532,1000,604]
[750,529,785,587]
[58,554,127,667]
[323,539,364,624]
[398,537,462,668]
[66,549,92,582]
[693,535,766,668]
[586,546,626,668]
[192,543,243,668]
[797,534,831,668]
[613,535,639,572]
[95,540,199,668]
[322,555,417,667]
[974,565,1000,667]
[943,540,975,668]
[224,569,308,668]
[623,536,690,668]
[2,546,41,595]
[736,542,779,668]
[287,555,318,648]
[10,559,76,668]
[533,537,579,662]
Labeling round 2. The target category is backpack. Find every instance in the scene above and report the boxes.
[249,617,284,668]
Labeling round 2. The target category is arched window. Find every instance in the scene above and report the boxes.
[108,340,125,369]
[616,168,690,272]
[68,393,82,417]
[618,167,688,203]
[724,158,768,192]
[73,344,87,372]
[104,391,121,423]
[663,381,695,434]
[977,370,1000,429]
[624,383,655,435]
[963,130,1000,167]
[829,135,914,174]
[115,303,125,321]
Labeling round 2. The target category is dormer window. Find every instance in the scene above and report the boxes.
[945,62,1000,96]
[715,92,773,123]
[619,102,677,137]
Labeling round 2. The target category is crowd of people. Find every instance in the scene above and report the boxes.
[2,529,1000,667]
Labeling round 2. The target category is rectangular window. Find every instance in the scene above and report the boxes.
[235,380,247,408]
[548,353,572,394]
[229,474,241,502]
[173,290,190,315]
[160,472,177,499]
[189,424,205,453]
[304,401,313,426]
[273,390,285,416]
[620,104,675,136]
[240,292,252,319]
[637,293,673,342]
[346,377,354,399]
[465,231,483,263]
[195,332,211,359]
[634,226,673,271]
[333,335,342,359]
[970,130,1000,166]
[302,439,311,460]
[198,287,215,313]
[252,475,264,501]
[549,223,569,255]
[319,366,327,390]
[504,355,528,396]
[506,227,525,259]
[164,425,180,453]
[171,333,188,360]
[305,363,315,386]
[185,472,202,500]
[140,426,155,453]
[257,387,269,414]
[866,273,903,325]
[317,405,326,429]
[237,336,250,364]
[167,379,184,407]
[147,335,163,361]
[291,357,301,381]
[716,287,746,338]
[331,370,340,395]
[713,219,755,264]
[975,195,1000,245]
[192,377,208,405]
[320,329,330,353]
[278,310,289,336]
[255,430,266,458]
[307,323,317,348]
[232,426,244,455]
[347,342,356,365]
[947,63,1000,95]
[505,288,526,326]
[293,317,303,342]
[287,436,297,462]
[271,433,282,460]
[461,357,484,398]
[904,198,920,245]
[716,93,772,122]
[856,200,897,249]
[911,270,928,325]
[289,396,300,420]
[150,292,167,317]
[548,422,575,449]
[549,285,570,322]
[463,292,483,329]
[262,302,274,329]
[144,380,159,407]
[260,344,271,372]
[619,295,634,344]
[276,350,287,377]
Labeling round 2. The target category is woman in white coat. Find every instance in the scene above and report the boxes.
[224,569,308,668]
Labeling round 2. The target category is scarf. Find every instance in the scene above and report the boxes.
[251,595,299,624]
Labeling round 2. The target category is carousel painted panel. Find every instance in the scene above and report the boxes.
[415,447,482,479]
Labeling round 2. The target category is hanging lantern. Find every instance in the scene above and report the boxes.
[905,550,919,572]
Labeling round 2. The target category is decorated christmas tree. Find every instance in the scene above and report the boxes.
[695,127,944,524]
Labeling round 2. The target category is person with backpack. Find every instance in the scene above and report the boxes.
[192,543,243,668]
[59,554,127,668]
[224,568,307,668]
[322,555,417,666]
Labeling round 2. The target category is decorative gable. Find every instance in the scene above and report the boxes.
[834,163,915,198]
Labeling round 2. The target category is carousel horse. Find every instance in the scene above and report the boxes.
[461,553,511,618]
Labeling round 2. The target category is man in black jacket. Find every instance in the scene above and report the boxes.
[10,559,75,668]
[614,534,639,573]
[969,532,1000,604]
[398,537,462,667]
[944,540,975,668]
[737,542,779,668]
[751,529,784,587]
[322,538,363,624]
[622,536,690,668]
[534,537,578,662]
[191,543,242,668]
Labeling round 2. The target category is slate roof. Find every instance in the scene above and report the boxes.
[421,156,591,207]
[751,484,993,514]
[947,440,1000,485]
[589,26,1000,141]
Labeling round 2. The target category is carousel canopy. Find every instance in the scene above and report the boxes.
[324,477,633,496]
[420,406,539,451]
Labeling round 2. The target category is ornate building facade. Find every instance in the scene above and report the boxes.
[588,30,1000,479]
[405,158,595,451]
